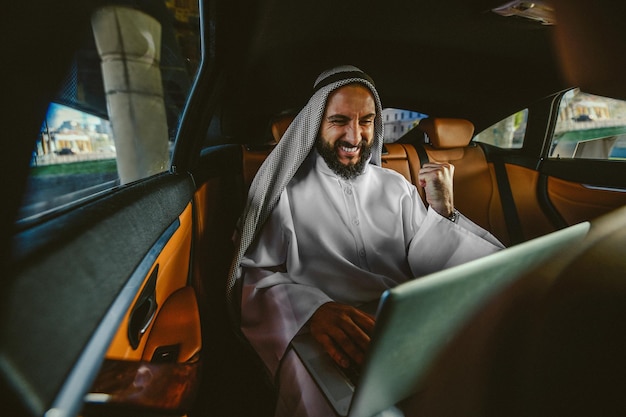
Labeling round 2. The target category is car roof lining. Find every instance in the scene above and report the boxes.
[214,0,567,140]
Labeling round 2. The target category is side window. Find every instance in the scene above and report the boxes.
[473,109,528,149]
[383,108,428,143]
[549,88,626,160]
[21,1,201,221]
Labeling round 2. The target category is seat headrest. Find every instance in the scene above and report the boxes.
[418,118,475,149]
[270,111,297,142]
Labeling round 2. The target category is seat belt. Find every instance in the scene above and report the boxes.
[408,143,430,206]
[493,159,524,245]
[413,143,430,168]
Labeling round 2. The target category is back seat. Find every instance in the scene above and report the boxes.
[381,118,509,244]
[413,118,509,245]
[241,116,511,245]
[241,111,296,189]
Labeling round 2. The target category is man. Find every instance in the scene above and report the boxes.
[228,65,504,416]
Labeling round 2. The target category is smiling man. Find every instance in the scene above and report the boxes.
[230,66,504,417]
[315,83,376,179]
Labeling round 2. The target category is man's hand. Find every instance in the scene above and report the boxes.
[308,302,375,368]
[418,162,455,218]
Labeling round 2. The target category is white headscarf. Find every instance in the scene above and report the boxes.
[227,65,385,321]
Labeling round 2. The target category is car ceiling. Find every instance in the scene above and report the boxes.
[0,0,569,267]
[217,0,568,140]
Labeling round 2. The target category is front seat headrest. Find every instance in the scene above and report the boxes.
[270,110,298,143]
[418,118,475,149]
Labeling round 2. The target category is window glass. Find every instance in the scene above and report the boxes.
[473,109,528,149]
[549,88,626,160]
[20,0,201,221]
[382,108,428,143]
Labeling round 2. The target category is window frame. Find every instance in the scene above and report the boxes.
[18,1,203,228]
[540,89,626,190]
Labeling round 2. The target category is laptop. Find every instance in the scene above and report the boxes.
[291,221,590,417]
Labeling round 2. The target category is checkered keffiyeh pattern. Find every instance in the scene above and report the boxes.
[226,65,385,323]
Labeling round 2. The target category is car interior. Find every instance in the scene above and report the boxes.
[2,0,626,416]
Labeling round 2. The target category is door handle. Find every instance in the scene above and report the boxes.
[128,264,158,349]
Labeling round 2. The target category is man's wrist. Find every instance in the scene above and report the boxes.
[446,208,460,223]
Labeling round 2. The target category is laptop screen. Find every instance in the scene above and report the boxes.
[348,221,590,417]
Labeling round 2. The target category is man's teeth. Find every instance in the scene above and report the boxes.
[340,145,359,152]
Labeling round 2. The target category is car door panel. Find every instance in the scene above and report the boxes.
[84,194,202,416]
[105,203,196,361]
[547,176,626,226]
[3,173,197,417]
[537,157,626,228]
[493,160,626,244]
[84,285,201,416]
[505,163,557,240]
[143,286,201,363]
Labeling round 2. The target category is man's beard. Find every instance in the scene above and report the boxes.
[315,138,373,180]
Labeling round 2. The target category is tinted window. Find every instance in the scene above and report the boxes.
[473,109,528,149]
[383,108,428,143]
[549,88,626,160]
[20,0,201,221]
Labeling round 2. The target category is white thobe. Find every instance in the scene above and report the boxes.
[240,150,503,415]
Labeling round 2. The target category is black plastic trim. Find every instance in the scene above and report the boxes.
[49,219,180,417]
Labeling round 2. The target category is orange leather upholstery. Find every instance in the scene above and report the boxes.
[106,205,194,360]
[381,143,427,203]
[142,286,202,363]
[241,112,297,191]
[504,164,554,241]
[547,175,626,225]
[271,113,295,142]
[381,143,414,182]
[416,118,508,244]
[242,145,273,190]
[418,117,474,149]
[426,143,504,242]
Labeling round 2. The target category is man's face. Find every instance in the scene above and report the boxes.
[316,84,376,179]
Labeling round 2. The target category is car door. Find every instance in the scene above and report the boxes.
[539,88,626,227]
[2,1,207,416]
[474,89,626,246]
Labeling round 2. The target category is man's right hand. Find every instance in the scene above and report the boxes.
[308,302,375,369]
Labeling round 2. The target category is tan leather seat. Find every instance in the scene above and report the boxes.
[270,111,296,143]
[417,118,508,245]
[383,117,508,244]
[241,112,296,190]
[381,142,427,201]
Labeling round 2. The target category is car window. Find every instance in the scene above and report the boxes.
[20,0,201,222]
[473,109,528,149]
[383,108,428,143]
[548,88,626,160]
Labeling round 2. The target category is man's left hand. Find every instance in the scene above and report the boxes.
[418,162,455,218]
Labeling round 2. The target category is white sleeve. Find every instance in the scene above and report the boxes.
[407,202,505,277]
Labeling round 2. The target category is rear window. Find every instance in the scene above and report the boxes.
[548,88,626,160]
[20,1,201,222]
[473,109,528,149]
[383,108,428,143]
